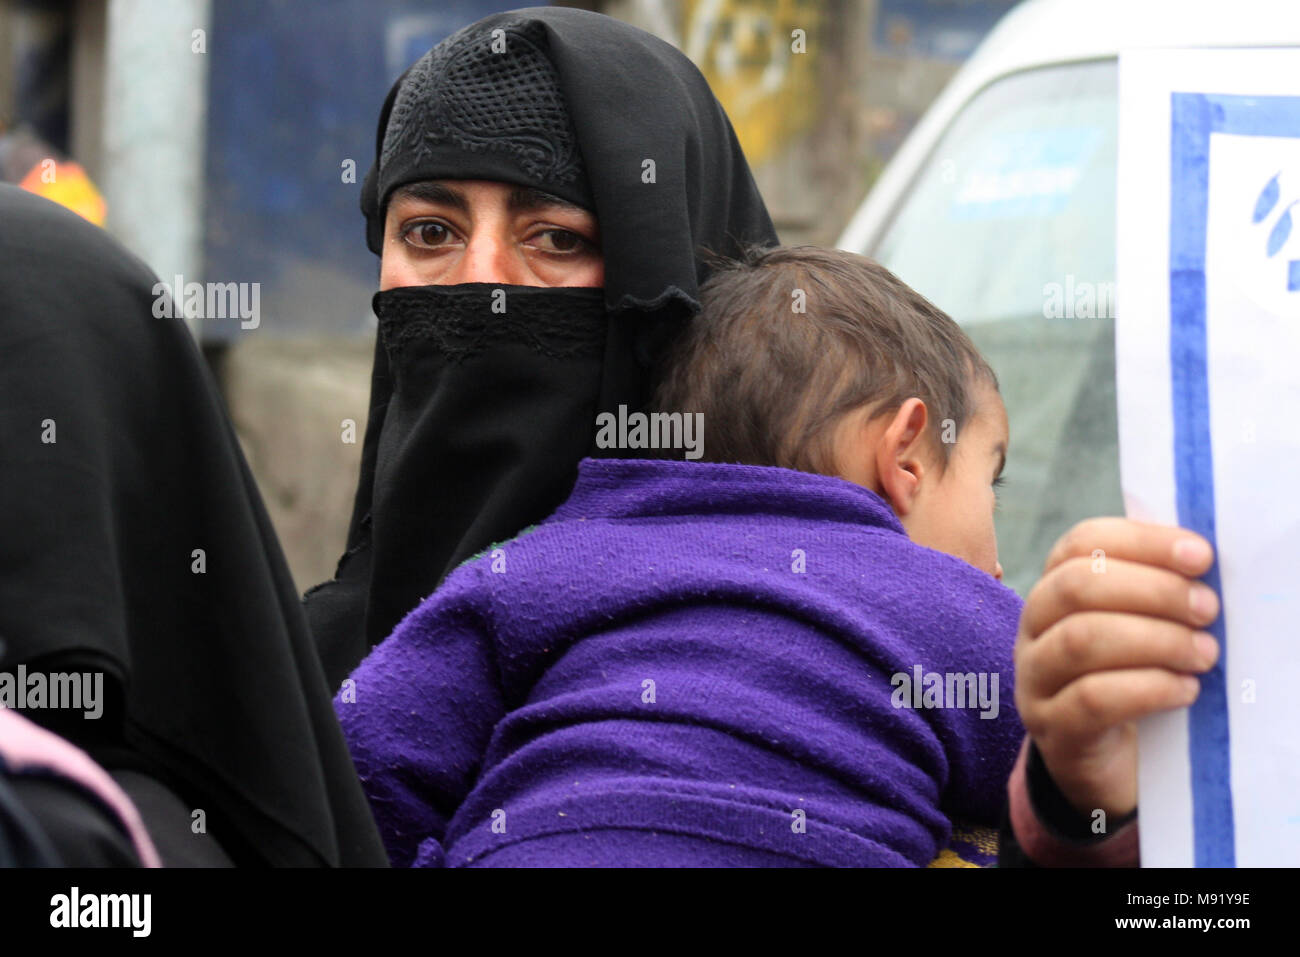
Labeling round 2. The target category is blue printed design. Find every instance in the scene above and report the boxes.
[1252,171,1280,222]
[1267,201,1297,257]
[1169,91,1300,867]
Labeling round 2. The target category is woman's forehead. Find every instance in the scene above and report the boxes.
[390,180,592,216]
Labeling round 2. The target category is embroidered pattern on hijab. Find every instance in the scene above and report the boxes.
[380,18,587,201]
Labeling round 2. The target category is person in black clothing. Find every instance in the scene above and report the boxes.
[0,185,387,867]
[301,6,780,690]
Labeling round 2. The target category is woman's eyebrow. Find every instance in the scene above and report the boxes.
[392,182,468,212]
[507,187,590,216]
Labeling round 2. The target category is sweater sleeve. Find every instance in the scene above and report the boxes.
[333,565,504,867]
[999,736,1140,867]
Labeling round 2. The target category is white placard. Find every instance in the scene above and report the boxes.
[1118,48,1300,867]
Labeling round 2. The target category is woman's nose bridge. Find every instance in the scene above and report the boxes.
[459,218,518,283]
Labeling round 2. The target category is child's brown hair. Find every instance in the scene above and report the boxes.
[653,244,998,475]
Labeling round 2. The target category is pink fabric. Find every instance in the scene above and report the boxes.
[1008,736,1140,867]
[0,708,162,867]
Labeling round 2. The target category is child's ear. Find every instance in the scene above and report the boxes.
[875,398,929,516]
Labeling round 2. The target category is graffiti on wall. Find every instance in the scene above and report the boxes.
[682,0,825,167]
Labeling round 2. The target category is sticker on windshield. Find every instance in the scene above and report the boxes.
[949,127,1101,220]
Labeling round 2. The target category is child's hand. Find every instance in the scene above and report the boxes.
[1014,518,1220,822]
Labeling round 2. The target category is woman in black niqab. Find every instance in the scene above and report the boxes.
[305,7,779,688]
[0,185,387,866]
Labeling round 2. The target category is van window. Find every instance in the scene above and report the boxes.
[873,60,1121,596]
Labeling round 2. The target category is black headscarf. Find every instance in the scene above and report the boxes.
[304,7,778,688]
[0,185,387,866]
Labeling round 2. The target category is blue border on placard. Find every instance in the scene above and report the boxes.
[1169,91,1300,867]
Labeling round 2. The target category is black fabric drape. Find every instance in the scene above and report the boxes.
[0,185,387,866]
[306,7,779,688]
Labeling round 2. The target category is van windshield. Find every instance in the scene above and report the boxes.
[873,60,1121,596]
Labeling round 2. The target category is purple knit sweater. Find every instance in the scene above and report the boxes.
[336,458,1025,867]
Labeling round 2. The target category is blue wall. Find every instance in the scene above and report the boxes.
[203,0,526,337]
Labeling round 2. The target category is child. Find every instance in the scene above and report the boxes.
[336,245,1024,867]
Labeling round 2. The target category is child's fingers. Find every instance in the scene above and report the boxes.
[1017,610,1218,700]
[1019,555,1220,641]
[1026,666,1201,745]
[1042,517,1213,578]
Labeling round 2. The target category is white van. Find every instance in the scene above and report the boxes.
[837,0,1300,594]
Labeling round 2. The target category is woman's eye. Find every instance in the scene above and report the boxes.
[533,229,587,253]
[403,221,454,248]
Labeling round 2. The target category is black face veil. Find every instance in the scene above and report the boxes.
[0,186,387,866]
[304,7,779,688]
